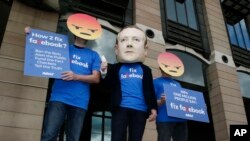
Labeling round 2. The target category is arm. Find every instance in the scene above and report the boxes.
[148,109,157,122]
[61,70,100,84]
[147,68,158,122]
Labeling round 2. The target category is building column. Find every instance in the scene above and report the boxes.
[204,0,248,141]
[0,0,58,141]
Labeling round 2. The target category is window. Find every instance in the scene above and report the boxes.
[161,0,210,58]
[86,28,117,64]
[59,0,133,26]
[0,0,13,47]
[237,71,250,98]
[227,19,250,50]
[91,112,112,141]
[168,50,206,87]
[222,0,250,67]
[166,50,215,141]
[166,0,198,30]
[237,71,250,123]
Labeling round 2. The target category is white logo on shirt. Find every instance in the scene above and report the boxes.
[120,67,143,79]
[71,54,89,68]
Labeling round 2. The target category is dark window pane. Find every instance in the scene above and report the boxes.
[240,20,250,50]
[176,2,187,26]
[186,0,198,30]
[227,24,238,46]
[235,23,246,49]
[0,1,12,47]
[104,118,111,141]
[91,112,111,141]
[166,0,177,21]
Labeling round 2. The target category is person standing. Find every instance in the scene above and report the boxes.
[154,52,187,141]
[101,25,157,141]
[25,13,102,141]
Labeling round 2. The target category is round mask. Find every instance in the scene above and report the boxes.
[67,13,102,40]
[158,52,184,77]
[115,28,147,63]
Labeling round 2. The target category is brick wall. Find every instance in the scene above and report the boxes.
[0,0,58,141]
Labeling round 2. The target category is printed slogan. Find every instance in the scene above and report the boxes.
[24,29,70,78]
[164,84,209,123]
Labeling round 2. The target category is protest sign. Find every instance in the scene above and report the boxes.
[164,84,209,123]
[24,29,70,79]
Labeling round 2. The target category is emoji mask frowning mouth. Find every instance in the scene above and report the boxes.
[80,32,91,36]
[169,70,177,73]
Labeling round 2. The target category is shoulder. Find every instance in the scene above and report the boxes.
[84,48,100,57]
[154,77,162,81]
[140,63,151,71]
[107,63,120,71]
[69,44,74,47]
[85,47,97,53]
[153,77,162,82]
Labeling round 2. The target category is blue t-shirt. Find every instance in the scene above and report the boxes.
[50,45,101,110]
[119,63,147,112]
[154,77,186,122]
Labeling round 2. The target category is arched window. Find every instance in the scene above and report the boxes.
[168,50,206,87]
[237,71,250,123]
[166,50,215,141]
[86,27,117,64]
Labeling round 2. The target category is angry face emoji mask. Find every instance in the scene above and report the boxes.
[67,13,102,40]
[158,52,184,77]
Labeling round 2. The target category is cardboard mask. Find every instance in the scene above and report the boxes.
[158,52,184,77]
[115,27,147,63]
[67,13,102,40]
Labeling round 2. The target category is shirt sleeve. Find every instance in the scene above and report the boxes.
[92,51,101,71]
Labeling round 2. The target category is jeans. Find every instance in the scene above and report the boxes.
[156,122,188,141]
[111,107,148,141]
[41,101,86,141]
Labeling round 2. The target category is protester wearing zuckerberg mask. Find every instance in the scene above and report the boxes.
[101,25,157,141]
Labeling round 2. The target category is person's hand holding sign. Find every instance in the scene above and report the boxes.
[157,93,166,106]
[24,26,31,34]
[61,71,77,81]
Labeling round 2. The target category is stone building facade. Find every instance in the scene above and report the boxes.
[0,0,249,141]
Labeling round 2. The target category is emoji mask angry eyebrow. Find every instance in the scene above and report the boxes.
[72,24,82,29]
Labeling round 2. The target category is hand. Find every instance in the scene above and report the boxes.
[101,61,107,72]
[160,94,166,105]
[100,56,108,75]
[61,71,77,81]
[157,93,166,106]
[24,26,31,34]
[148,109,157,122]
